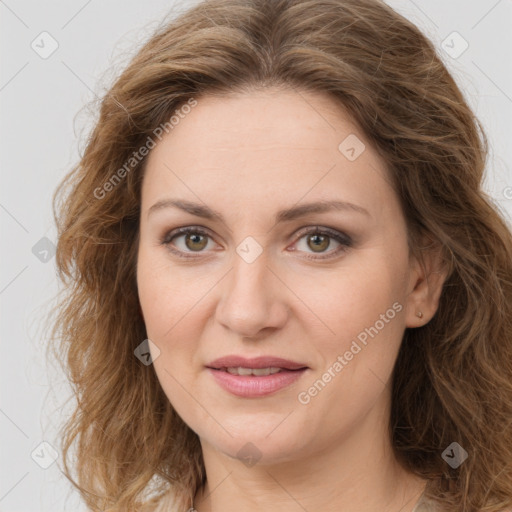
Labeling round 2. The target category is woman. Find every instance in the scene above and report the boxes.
[50,0,512,510]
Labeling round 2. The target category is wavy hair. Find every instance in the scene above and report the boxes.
[50,0,512,510]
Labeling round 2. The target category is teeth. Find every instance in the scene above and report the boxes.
[225,367,282,376]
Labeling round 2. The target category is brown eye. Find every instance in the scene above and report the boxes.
[162,226,215,258]
[292,227,352,261]
[184,232,208,251]
[307,233,330,252]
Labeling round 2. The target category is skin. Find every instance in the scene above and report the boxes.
[136,87,447,512]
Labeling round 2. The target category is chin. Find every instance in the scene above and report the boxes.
[197,414,313,466]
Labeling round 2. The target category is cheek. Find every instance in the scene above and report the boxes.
[298,258,405,344]
[137,250,202,418]
[137,247,198,340]
[295,253,408,408]
[292,262,406,432]
[136,247,215,395]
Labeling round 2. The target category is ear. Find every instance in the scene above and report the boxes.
[404,235,450,328]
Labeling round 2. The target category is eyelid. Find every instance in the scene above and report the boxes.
[161,225,213,245]
[160,226,219,260]
[292,225,352,245]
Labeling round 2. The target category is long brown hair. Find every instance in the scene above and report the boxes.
[50,0,512,510]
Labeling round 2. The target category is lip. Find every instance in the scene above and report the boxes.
[207,355,308,371]
[206,355,309,398]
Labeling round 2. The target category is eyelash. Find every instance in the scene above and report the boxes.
[160,225,352,261]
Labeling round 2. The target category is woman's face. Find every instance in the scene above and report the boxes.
[137,88,426,465]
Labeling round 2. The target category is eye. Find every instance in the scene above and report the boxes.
[290,226,352,260]
[160,225,352,261]
[161,226,216,259]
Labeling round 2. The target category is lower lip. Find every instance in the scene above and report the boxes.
[207,368,307,397]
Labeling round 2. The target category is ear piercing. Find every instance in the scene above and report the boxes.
[416,311,424,318]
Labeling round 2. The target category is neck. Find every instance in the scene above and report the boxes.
[193,397,427,512]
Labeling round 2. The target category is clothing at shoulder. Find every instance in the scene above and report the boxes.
[412,494,440,512]
[145,489,180,512]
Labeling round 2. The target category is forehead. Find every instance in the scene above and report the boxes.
[141,88,395,222]
[152,88,361,156]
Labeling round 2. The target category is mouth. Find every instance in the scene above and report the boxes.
[206,356,309,397]
[214,366,294,376]
[207,355,308,371]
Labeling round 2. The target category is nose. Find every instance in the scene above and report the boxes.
[214,250,289,339]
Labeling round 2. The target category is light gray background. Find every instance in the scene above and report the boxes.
[1,1,511,511]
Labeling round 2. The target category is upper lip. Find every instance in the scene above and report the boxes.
[207,355,308,371]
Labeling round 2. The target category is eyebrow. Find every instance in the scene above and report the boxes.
[147,198,371,224]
